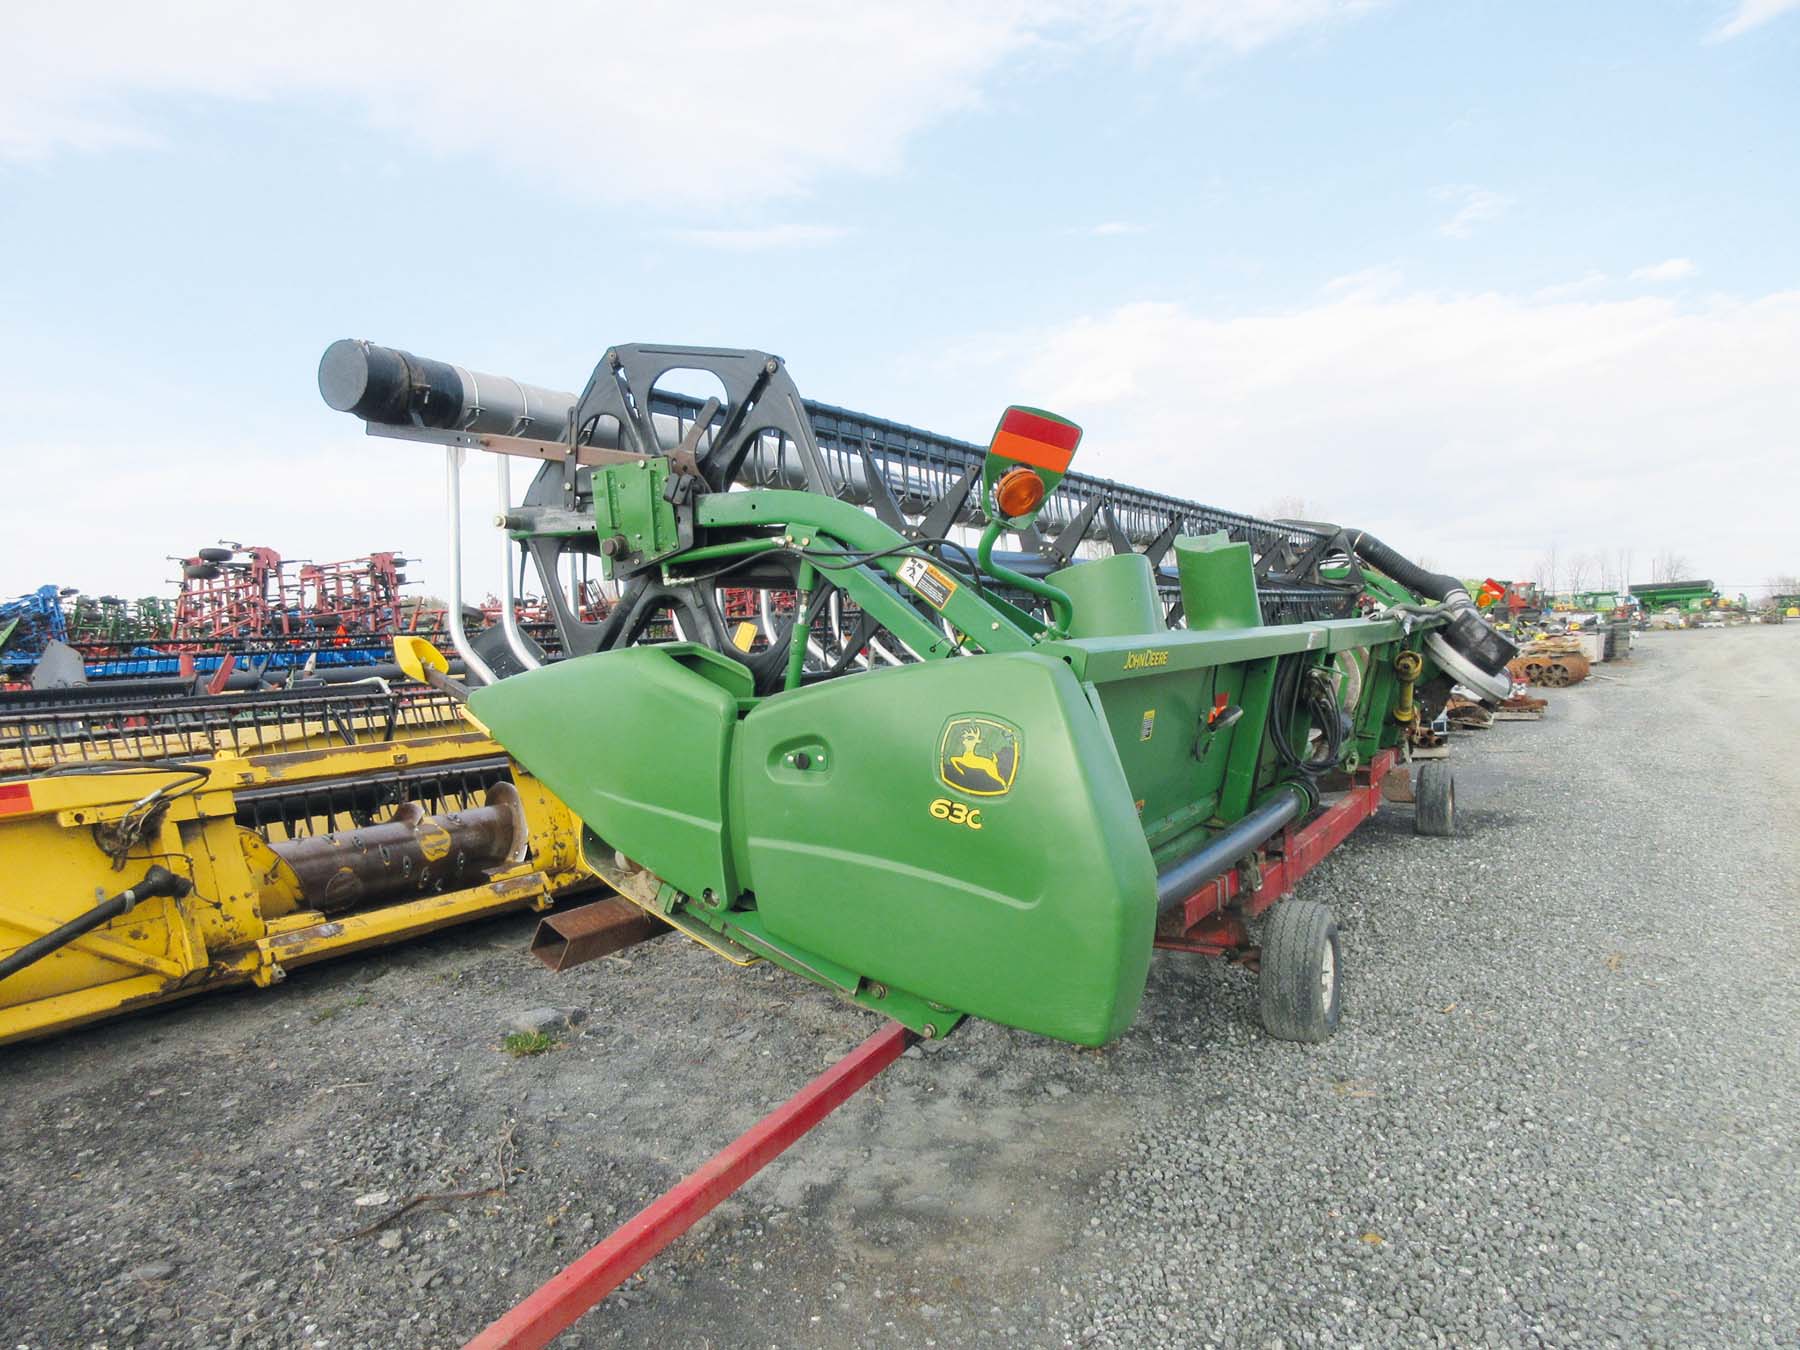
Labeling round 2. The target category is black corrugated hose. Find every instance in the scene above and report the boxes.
[1345,530,1466,604]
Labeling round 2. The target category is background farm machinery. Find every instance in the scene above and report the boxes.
[2,544,604,685]
[0,532,621,1041]
[319,338,1516,1048]
[171,543,411,642]
[0,676,594,1044]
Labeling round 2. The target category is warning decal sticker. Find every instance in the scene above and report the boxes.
[897,556,958,611]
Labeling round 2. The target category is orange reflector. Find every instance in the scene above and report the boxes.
[0,782,32,816]
[991,408,1080,473]
[991,429,1072,474]
[994,466,1047,519]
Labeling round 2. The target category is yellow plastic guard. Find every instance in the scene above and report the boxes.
[393,636,450,685]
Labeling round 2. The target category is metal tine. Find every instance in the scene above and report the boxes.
[444,445,498,686]
[1143,519,1182,570]
[915,463,981,543]
[496,456,544,671]
[857,447,910,533]
[1101,505,1134,556]
[1049,495,1105,567]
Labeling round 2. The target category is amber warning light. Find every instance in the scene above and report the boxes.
[995,466,1048,518]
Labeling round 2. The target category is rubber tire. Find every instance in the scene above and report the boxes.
[1414,761,1455,836]
[182,562,220,580]
[198,546,234,563]
[1258,900,1342,1043]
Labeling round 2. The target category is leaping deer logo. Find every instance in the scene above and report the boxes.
[938,717,1019,796]
[950,728,1006,788]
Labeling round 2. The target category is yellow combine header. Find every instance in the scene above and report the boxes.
[0,680,589,1044]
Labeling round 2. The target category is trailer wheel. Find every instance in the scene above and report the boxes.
[1258,900,1341,1043]
[1414,762,1455,836]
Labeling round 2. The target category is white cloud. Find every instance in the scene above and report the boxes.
[1435,186,1512,239]
[1089,221,1149,236]
[923,285,1800,591]
[1532,271,1610,301]
[0,2,1017,202]
[1631,258,1697,282]
[0,2,1377,204]
[672,224,849,251]
[1084,0,1385,54]
[1323,264,1405,298]
[1709,0,1800,41]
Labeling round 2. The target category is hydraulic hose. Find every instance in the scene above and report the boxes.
[1270,654,1346,777]
[0,865,192,984]
[1155,785,1310,915]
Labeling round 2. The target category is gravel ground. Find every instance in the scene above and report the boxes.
[3,626,1796,1349]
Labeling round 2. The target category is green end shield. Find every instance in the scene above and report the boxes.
[471,645,1157,1046]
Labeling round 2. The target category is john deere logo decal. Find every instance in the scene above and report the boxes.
[938,717,1020,796]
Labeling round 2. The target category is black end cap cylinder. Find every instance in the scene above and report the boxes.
[319,339,465,429]
[1444,605,1518,675]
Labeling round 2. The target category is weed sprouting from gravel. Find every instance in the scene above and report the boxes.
[311,992,373,1024]
[502,1031,557,1057]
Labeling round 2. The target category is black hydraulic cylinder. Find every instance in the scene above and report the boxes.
[1154,789,1306,915]
[319,339,576,441]
[0,866,193,984]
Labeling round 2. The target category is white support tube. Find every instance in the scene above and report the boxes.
[757,589,779,647]
[827,591,871,670]
[495,457,542,670]
[445,446,498,686]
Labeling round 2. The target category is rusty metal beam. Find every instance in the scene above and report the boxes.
[529,896,670,972]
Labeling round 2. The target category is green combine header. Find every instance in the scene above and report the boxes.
[322,340,1517,1048]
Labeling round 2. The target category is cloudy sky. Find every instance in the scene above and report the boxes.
[3,0,1796,604]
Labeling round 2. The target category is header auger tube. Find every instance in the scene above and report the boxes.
[322,337,1514,1046]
